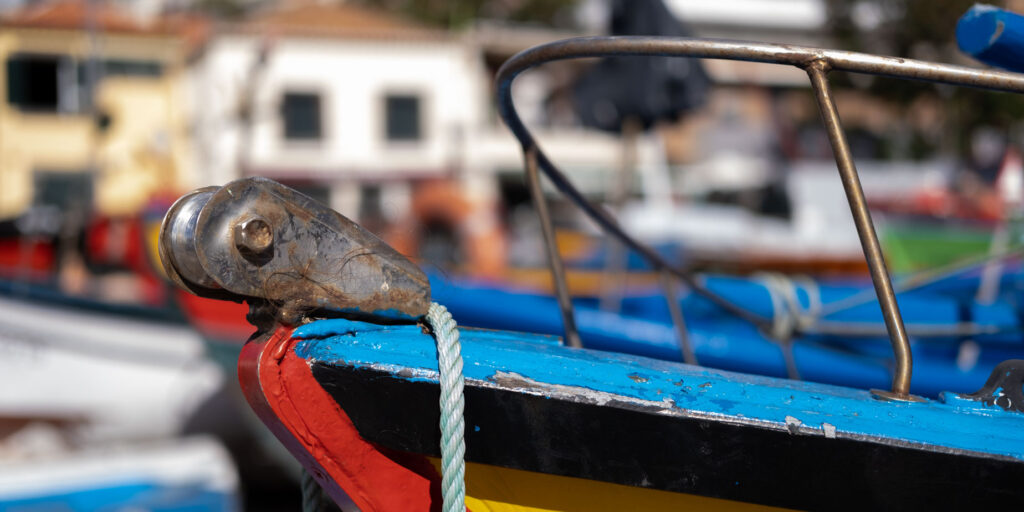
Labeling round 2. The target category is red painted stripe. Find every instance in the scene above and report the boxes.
[177,291,252,343]
[239,325,453,511]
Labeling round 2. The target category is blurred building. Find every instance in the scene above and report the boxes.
[1,0,939,273]
[660,0,826,175]
[0,0,202,220]
[188,1,662,273]
[0,0,669,276]
[189,2,481,219]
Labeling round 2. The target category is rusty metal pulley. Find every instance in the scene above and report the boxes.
[158,177,431,324]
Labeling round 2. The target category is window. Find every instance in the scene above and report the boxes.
[281,92,322,141]
[104,59,162,78]
[385,94,421,142]
[6,54,158,113]
[7,54,61,112]
[33,171,93,212]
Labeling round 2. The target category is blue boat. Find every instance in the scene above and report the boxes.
[431,269,1024,398]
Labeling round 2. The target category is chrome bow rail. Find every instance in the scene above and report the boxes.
[495,36,1024,401]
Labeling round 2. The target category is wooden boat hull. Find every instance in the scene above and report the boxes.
[239,325,785,511]
[239,319,1024,510]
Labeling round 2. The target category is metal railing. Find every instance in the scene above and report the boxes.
[495,36,1024,401]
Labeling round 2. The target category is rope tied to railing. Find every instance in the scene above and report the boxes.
[757,273,823,342]
[426,302,467,512]
[757,273,822,379]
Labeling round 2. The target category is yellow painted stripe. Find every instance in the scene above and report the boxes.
[429,458,793,512]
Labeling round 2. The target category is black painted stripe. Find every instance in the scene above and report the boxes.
[312,362,1024,510]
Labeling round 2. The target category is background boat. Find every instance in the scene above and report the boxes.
[0,436,240,511]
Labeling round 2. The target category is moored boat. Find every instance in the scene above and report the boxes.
[242,317,1024,510]
[432,269,1024,397]
[0,286,223,444]
[158,26,1024,510]
[0,436,240,511]
[160,174,1024,509]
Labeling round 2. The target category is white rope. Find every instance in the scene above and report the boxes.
[426,302,466,512]
[757,272,821,341]
[794,275,822,322]
[762,273,1016,338]
[756,273,821,380]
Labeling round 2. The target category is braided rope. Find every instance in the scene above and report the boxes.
[426,302,466,512]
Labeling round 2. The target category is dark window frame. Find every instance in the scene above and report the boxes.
[280,90,324,142]
[32,170,94,212]
[103,59,163,78]
[7,53,163,114]
[383,93,423,143]
[7,53,65,113]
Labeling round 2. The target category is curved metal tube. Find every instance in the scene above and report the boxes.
[494,36,1024,399]
[525,147,582,348]
[805,62,911,396]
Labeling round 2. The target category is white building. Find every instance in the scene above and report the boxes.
[188,3,480,219]
[187,2,660,239]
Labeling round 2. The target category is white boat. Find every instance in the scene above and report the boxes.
[0,435,239,511]
[0,291,223,444]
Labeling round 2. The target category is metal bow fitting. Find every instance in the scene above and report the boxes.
[158,177,431,326]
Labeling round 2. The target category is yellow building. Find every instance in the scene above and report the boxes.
[0,0,202,220]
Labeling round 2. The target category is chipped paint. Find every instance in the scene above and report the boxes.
[784,416,803,434]
[823,423,837,439]
[293,317,1024,461]
[491,371,677,412]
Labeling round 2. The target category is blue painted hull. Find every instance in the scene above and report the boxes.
[285,316,1024,508]
[431,272,1024,397]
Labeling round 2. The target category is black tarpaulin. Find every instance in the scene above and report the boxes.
[573,0,711,133]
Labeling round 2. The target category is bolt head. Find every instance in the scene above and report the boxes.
[234,217,273,260]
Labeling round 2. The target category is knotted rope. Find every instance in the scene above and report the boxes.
[756,273,822,380]
[757,273,822,340]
